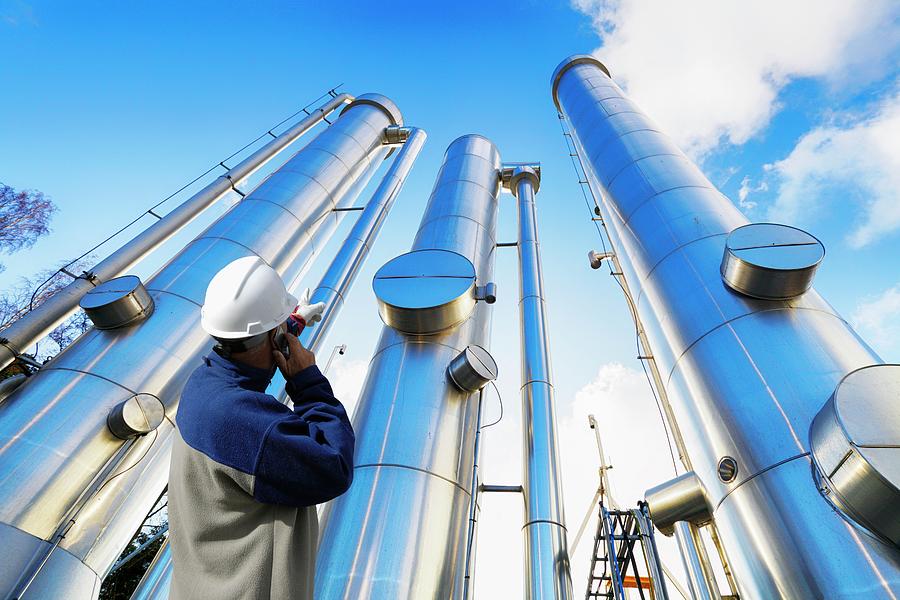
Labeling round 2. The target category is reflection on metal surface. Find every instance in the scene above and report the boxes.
[80,275,155,329]
[721,223,824,300]
[552,53,900,597]
[0,94,399,599]
[373,249,477,335]
[316,134,501,599]
[810,364,900,546]
[447,345,498,393]
[645,471,712,536]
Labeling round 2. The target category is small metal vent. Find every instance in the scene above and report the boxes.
[810,364,900,546]
[720,223,824,300]
[373,249,477,335]
[80,275,154,329]
[447,345,498,393]
[108,393,165,439]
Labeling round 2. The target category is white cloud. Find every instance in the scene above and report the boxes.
[559,362,689,594]
[326,358,369,417]
[573,0,900,157]
[737,175,766,212]
[764,88,900,247]
[852,283,900,359]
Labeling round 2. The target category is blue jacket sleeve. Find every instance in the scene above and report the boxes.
[252,365,356,506]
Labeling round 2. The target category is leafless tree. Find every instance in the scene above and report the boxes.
[0,257,95,374]
[0,183,57,273]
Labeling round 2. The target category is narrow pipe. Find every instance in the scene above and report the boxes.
[461,389,485,600]
[128,536,172,600]
[512,167,573,600]
[0,93,352,372]
[0,94,400,599]
[315,134,502,599]
[269,127,427,400]
[673,523,717,600]
[636,506,669,600]
[553,54,900,597]
[128,128,427,600]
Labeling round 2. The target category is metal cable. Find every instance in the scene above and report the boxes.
[556,112,679,475]
[25,84,344,313]
[479,379,504,430]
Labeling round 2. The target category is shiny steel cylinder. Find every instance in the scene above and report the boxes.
[644,471,711,536]
[0,94,352,373]
[0,94,399,599]
[553,54,900,597]
[316,135,502,599]
[511,167,573,599]
[129,127,427,600]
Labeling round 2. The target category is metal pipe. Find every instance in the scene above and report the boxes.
[510,166,574,600]
[128,127,426,600]
[635,506,670,600]
[461,389,485,600]
[0,93,352,373]
[269,127,427,401]
[0,93,401,599]
[552,54,900,597]
[316,134,502,599]
[128,537,172,600]
[106,523,168,577]
[673,523,718,600]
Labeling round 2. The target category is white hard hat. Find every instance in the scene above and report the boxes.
[200,256,297,339]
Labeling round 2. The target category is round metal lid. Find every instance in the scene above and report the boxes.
[462,345,498,380]
[551,54,611,110]
[810,364,900,545]
[373,249,477,335]
[721,223,824,300]
[80,275,144,310]
[80,275,155,329]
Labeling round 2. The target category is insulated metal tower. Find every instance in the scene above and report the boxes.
[552,54,900,598]
[0,93,405,599]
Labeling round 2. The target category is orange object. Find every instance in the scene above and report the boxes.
[622,575,652,589]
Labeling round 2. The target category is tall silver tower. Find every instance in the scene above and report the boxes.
[316,134,502,598]
[552,54,900,598]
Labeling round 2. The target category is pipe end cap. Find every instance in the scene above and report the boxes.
[342,93,403,127]
[551,54,611,111]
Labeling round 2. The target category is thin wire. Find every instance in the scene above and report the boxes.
[26,83,344,313]
[556,111,679,474]
[94,429,159,496]
[479,379,504,429]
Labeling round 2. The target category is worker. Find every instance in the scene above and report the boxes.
[168,256,355,600]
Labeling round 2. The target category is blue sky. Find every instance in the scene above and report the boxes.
[2,0,898,596]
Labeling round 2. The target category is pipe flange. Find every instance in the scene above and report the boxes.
[341,93,403,127]
[508,166,541,196]
[551,54,611,111]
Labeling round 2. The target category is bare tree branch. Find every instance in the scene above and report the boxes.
[0,183,57,273]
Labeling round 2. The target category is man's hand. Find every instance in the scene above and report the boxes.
[273,331,316,379]
[294,288,326,328]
